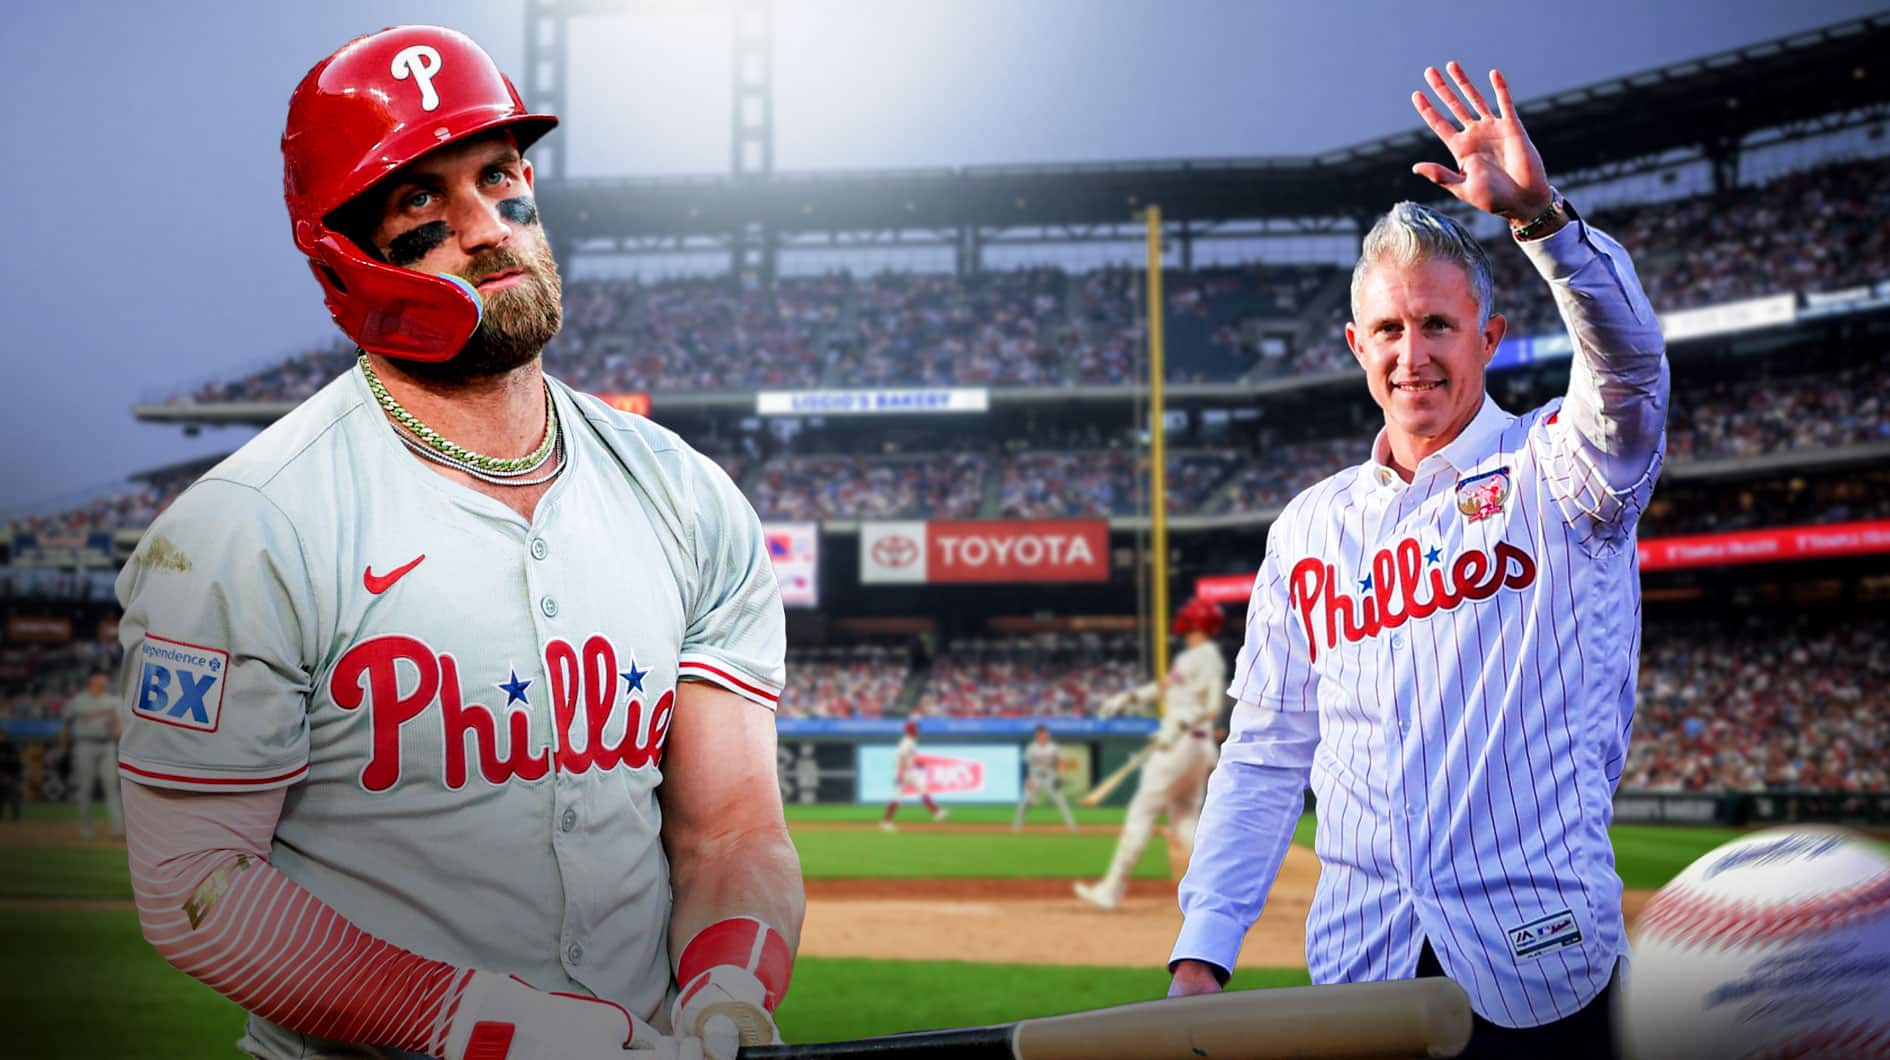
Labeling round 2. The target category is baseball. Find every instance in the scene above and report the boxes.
[1617,827,1890,1060]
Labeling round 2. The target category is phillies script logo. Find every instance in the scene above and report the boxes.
[329,634,672,792]
[872,534,920,568]
[1290,538,1537,663]
[903,753,984,796]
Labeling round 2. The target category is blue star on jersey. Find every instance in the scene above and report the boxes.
[497,669,532,706]
[1425,545,1443,565]
[621,660,647,694]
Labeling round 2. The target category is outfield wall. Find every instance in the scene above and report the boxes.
[776,717,1159,806]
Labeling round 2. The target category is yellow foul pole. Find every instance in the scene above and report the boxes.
[1145,206,1170,704]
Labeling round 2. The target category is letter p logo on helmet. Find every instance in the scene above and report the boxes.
[390,44,443,111]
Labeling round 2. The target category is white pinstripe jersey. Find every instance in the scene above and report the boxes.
[114,368,786,1050]
[1173,219,1668,1028]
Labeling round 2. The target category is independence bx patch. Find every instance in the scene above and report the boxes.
[1508,908,1583,962]
[134,634,230,733]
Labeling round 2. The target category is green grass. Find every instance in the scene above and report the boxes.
[776,958,1311,1042]
[793,826,1168,878]
[0,801,1822,1056]
[0,846,132,900]
[1606,823,1749,889]
[0,908,1309,1056]
[1,908,248,1059]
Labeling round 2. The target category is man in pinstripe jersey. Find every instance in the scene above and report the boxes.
[1166,63,1667,1059]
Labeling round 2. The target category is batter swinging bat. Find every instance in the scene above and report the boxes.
[1080,744,1155,807]
[738,977,1471,1059]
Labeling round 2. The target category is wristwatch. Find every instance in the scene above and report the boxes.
[1510,187,1574,241]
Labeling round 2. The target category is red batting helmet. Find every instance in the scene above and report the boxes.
[903,720,919,737]
[281,26,558,361]
[1171,597,1224,637]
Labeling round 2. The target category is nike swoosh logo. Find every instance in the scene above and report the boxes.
[364,554,426,595]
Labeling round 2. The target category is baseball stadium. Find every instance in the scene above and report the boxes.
[6,3,1890,1057]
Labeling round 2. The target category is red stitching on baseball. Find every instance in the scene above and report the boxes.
[1637,871,1890,948]
[1742,1019,1890,1059]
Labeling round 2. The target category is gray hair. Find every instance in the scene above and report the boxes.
[1349,202,1494,328]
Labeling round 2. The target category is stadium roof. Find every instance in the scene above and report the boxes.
[540,14,1890,242]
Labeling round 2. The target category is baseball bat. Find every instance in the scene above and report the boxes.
[738,977,1472,1059]
[1080,744,1155,807]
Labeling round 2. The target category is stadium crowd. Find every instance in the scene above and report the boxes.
[1624,618,1890,793]
[777,644,912,719]
[162,147,1889,404]
[910,632,1143,718]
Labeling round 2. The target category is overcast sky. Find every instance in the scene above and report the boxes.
[3,0,1884,517]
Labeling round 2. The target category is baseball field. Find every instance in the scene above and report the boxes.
[0,802,1751,1058]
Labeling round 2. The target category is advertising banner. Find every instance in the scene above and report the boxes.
[1193,572,1253,604]
[856,742,1022,803]
[757,388,988,417]
[1637,520,1890,571]
[929,520,1107,583]
[762,522,819,608]
[860,521,928,584]
[595,392,651,416]
[6,615,73,643]
[862,520,1108,584]
[1659,292,1796,343]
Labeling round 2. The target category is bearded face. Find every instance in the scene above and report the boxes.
[353,130,564,383]
[416,232,564,382]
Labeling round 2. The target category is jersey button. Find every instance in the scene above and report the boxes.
[561,808,577,832]
[531,538,549,561]
[567,942,583,965]
[541,596,559,618]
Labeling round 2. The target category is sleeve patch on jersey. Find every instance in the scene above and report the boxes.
[1507,908,1583,962]
[133,635,230,733]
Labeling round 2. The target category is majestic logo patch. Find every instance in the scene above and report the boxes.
[1508,908,1583,962]
[1288,538,1538,663]
[134,634,229,732]
[1456,467,1513,523]
[390,44,443,112]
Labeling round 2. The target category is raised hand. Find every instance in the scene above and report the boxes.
[1410,63,1552,224]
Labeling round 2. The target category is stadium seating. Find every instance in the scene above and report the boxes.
[1624,618,1890,794]
[777,644,912,719]
[910,633,1142,718]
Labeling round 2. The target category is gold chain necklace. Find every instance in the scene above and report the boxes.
[358,354,558,476]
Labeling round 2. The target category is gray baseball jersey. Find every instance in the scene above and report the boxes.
[1024,741,1060,784]
[63,691,119,743]
[114,368,785,1048]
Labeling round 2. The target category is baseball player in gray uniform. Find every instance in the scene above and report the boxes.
[1012,724,1078,832]
[1074,599,1226,910]
[1168,66,1668,1060]
[60,670,123,839]
[113,27,800,1060]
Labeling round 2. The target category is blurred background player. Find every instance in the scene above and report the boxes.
[59,669,122,840]
[0,728,22,822]
[1075,598,1226,910]
[1013,724,1078,832]
[880,720,948,831]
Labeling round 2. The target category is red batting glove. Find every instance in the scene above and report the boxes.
[671,917,793,1056]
